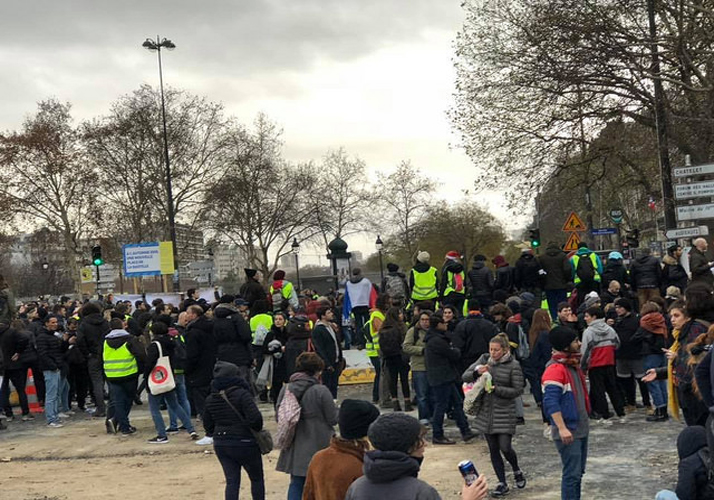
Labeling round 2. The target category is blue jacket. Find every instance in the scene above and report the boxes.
[542,361,590,432]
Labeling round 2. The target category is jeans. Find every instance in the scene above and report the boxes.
[148,389,195,437]
[545,289,567,321]
[87,356,106,414]
[287,474,306,500]
[108,377,138,432]
[341,325,353,350]
[168,374,191,429]
[431,382,470,439]
[1,368,29,416]
[214,443,265,500]
[43,369,61,424]
[412,371,433,421]
[59,376,70,412]
[370,356,381,403]
[644,354,668,409]
[555,436,588,500]
[520,358,542,404]
[655,491,678,500]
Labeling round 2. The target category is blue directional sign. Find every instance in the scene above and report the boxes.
[591,228,617,236]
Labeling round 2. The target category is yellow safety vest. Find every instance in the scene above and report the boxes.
[270,281,294,299]
[571,253,601,284]
[103,341,138,379]
[366,310,385,357]
[411,267,438,300]
[444,270,466,296]
[250,313,274,342]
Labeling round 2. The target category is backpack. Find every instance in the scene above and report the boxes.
[379,327,402,358]
[515,324,530,359]
[275,388,303,449]
[384,275,407,300]
[271,284,286,312]
[576,254,596,282]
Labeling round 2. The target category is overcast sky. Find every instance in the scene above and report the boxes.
[1,1,523,261]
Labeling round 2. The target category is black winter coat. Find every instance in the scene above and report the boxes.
[77,313,110,359]
[36,328,66,371]
[213,304,253,367]
[424,328,461,386]
[662,255,689,294]
[184,315,217,388]
[602,262,630,289]
[514,253,542,289]
[614,313,643,360]
[630,255,662,290]
[467,262,494,299]
[239,279,267,309]
[311,322,342,368]
[285,316,311,376]
[203,376,263,442]
[451,313,499,373]
[690,247,714,286]
[494,265,515,294]
[1,325,28,371]
[538,246,571,290]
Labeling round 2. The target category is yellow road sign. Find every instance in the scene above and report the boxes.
[564,232,582,251]
[562,212,587,232]
[80,267,93,283]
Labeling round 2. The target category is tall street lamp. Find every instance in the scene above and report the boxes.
[375,235,384,281]
[142,35,179,292]
[292,238,301,291]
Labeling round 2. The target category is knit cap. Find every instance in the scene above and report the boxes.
[368,413,423,453]
[338,399,380,440]
[549,326,578,352]
[416,251,430,263]
[213,360,239,379]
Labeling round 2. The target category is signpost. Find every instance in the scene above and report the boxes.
[609,209,624,225]
[564,232,582,251]
[591,228,617,236]
[665,226,710,239]
[675,180,714,200]
[676,203,714,221]
[123,242,175,278]
[673,163,714,178]
[562,212,587,232]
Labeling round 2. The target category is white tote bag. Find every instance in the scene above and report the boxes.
[148,341,176,395]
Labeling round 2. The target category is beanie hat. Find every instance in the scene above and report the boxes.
[492,255,507,268]
[338,399,380,440]
[666,286,682,299]
[473,254,487,262]
[416,251,430,263]
[368,413,423,453]
[608,252,623,260]
[213,360,239,379]
[507,300,521,314]
[273,270,286,280]
[614,297,632,312]
[244,268,257,278]
[445,251,460,260]
[584,294,601,308]
[549,326,578,352]
[519,292,535,305]
[386,263,399,273]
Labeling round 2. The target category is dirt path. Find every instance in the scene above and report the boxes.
[0,384,681,499]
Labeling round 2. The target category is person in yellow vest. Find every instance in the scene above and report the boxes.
[409,251,439,311]
[103,317,146,435]
[249,299,274,403]
[440,251,466,313]
[366,295,391,406]
[270,270,299,312]
[570,243,604,307]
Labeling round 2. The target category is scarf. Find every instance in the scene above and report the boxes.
[667,328,681,421]
[641,312,668,338]
[487,352,512,366]
[551,352,591,414]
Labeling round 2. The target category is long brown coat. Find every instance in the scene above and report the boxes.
[303,437,367,500]
[463,353,524,435]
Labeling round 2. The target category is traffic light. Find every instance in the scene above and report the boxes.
[92,245,104,266]
[626,229,640,248]
[529,228,541,248]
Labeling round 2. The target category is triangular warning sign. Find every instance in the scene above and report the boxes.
[562,212,587,232]
[564,232,582,251]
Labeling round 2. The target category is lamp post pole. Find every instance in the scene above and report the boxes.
[375,235,384,282]
[292,238,301,291]
[143,36,179,292]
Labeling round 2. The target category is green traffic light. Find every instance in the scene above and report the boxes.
[532,240,540,247]
[93,258,103,266]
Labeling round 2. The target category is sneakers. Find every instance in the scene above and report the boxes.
[514,470,526,489]
[646,406,669,422]
[5,416,14,422]
[617,415,627,424]
[165,427,180,435]
[196,436,213,446]
[148,436,169,444]
[492,482,510,496]
[543,423,552,440]
[48,422,64,428]
[596,418,613,426]
[105,418,118,435]
[58,412,71,419]
[22,414,35,422]
[121,426,137,435]
[432,436,456,445]
[190,431,200,440]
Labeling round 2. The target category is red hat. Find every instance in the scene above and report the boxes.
[445,251,460,260]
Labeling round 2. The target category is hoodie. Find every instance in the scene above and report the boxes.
[581,318,620,370]
[673,426,714,500]
[344,451,440,500]
[105,328,147,381]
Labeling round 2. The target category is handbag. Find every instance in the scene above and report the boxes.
[148,341,176,395]
[219,389,274,455]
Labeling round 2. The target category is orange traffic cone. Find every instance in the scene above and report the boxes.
[27,369,44,413]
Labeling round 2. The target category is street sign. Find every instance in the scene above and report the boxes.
[80,267,93,283]
[564,232,582,251]
[676,203,714,221]
[675,180,714,200]
[591,228,617,236]
[665,226,710,239]
[609,208,623,224]
[674,163,714,178]
[562,212,587,232]
[123,242,175,277]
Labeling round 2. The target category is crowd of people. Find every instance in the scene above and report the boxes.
[1,237,714,499]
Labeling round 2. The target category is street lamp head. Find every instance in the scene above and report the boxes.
[41,261,49,270]
[161,39,176,50]
[375,235,383,252]
[291,237,300,255]
[142,38,157,50]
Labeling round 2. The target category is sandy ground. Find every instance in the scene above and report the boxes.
[0,383,682,500]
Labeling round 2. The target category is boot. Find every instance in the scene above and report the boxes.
[646,406,667,422]
[393,400,402,412]
[404,400,413,412]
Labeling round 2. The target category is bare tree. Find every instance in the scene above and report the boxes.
[0,100,98,293]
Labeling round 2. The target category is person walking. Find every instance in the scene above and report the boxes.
[284,313,311,377]
[528,309,553,435]
[311,306,343,399]
[303,399,380,500]
[378,306,412,412]
[538,242,572,320]
[514,248,542,296]
[276,352,338,500]
[403,310,432,424]
[462,333,527,497]
[542,326,591,500]
[203,360,266,500]
[145,321,199,443]
[270,270,299,313]
[424,312,476,445]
